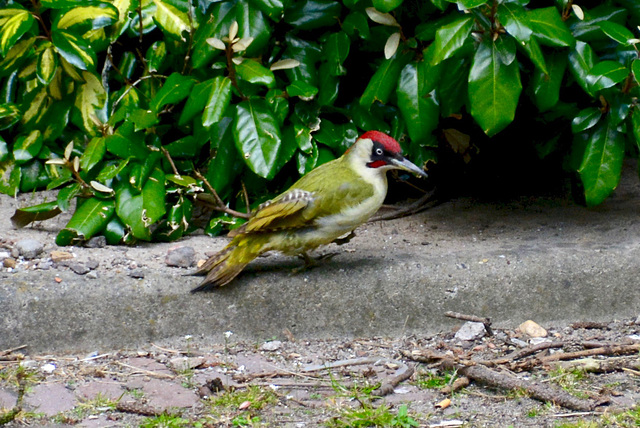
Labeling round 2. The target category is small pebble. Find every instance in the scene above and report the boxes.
[0,251,10,260]
[634,315,640,325]
[129,269,145,279]
[260,340,282,352]
[85,236,107,248]
[85,258,99,270]
[68,262,90,275]
[518,320,547,338]
[15,239,44,259]
[165,246,196,268]
[50,250,74,263]
[454,322,486,342]
[3,257,16,268]
[41,363,56,373]
[86,271,98,279]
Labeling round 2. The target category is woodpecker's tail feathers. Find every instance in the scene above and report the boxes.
[190,238,263,292]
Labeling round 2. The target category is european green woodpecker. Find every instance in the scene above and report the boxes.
[191,131,427,292]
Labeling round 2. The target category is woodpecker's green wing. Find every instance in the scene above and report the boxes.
[229,158,374,236]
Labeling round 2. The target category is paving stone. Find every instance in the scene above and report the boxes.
[0,387,17,409]
[170,356,206,371]
[78,414,119,427]
[124,357,173,376]
[76,381,124,401]
[24,383,76,416]
[142,378,199,409]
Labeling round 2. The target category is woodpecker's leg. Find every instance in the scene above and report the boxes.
[332,230,356,246]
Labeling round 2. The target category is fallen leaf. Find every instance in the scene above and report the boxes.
[238,400,251,410]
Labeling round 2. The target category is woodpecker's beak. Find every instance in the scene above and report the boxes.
[391,156,428,178]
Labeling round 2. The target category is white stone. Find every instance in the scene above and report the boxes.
[454,322,486,341]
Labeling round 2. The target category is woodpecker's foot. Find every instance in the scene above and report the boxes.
[332,230,356,246]
[291,252,339,274]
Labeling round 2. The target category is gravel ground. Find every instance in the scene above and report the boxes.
[2,317,640,427]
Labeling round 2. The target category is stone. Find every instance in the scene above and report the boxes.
[454,322,486,341]
[511,338,528,348]
[15,239,44,259]
[170,356,206,372]
[85,258,99,270]
[3,258,16,268]
[141,378,199,409]
[165,246,196,268]
[76,381,124,401]
[85,236,106,248]
[68,262,90,275]
[519,320,547,338]
[86,271,98,279]
[635,315,640,325]
[529,337,552,346]
[0,251,10,260]
[0,388,17,409]
[24,383,76,416]
[50,250,74,263]
[260,340,283,351]
[128,269,145,279]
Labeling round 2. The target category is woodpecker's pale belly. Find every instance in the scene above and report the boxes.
[264,190,385,256]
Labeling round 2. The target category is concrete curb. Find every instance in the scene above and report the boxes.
[2,175,640,353]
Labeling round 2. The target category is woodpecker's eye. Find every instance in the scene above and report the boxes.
[375,148,383,156]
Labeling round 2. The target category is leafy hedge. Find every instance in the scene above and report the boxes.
[1,0,639,245]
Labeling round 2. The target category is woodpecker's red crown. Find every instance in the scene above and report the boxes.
[359,131,402,154]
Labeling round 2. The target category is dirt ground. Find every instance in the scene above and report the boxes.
[2,316,640,427]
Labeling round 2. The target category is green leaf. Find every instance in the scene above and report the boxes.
[317,62,339,106]
[457,0,486,9]
[80,136,107,172]
[342,11,370,39]
[10,201,62,229]
[532,52,567,111]
[568,41,595,96]
[13,130,43,164]
[597,21,635,45]
[96,158,129,182]
[632,60,640,85]
[0,37,36,77]
[56,3,119,33]
[360,52,411,108]
[37,44,58,85]
[203,76,232,127]
[155,195,192,241]
[19,159,49,192]
[115,167,166,240]
[284,0,342,31]
[324,32,350,76]
[519,36,547,75]
[236,59,275,88]
[0,136,7,162]
[57,182,80,211]
[206,118,242,200]
[397,62,439,146]
[146,40,166,73]
[191,2,234,69]
[249,0,284,20]
[151,0,190,41]
[587,61,628,92]
[572,107,602,134]
[178,79,214,126]
[0,103,21,130]
[104,216,127,244]
[468,39,522,136]
[52,30,96,71]
[150,72,195,112]
[372,0,403,13]
[0,7,34,57]
[233,99,282,179]
[129,108,159,130]
[438,57,469,117]
[286,81,318,98]
[235,1,271,57]
[314,119,357,153]
[632,109,640,151]
[0,159,20,196]
[577,118,624,206]
[106,122,149,159]
[527,7,575,48]
[56,197,115,245]
[164,136,197,158]
[430,15,474,65]
[73,71,107,135]
[498,3,532,42]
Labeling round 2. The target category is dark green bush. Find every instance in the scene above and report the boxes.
[0,0,639,245]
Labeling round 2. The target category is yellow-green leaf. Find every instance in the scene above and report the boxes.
[37,44,58,85]
[56,3,119,32]
[152,0,190,41]
[0,8,34,57]
[73,71,107,135]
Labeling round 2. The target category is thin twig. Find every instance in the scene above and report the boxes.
[193,170,251,219]
[445,311,494,336]
[241,181,250,214]
[370,190,440,222]
[0,345,27,356]
[115,361,175,379]
[160,147,180,176]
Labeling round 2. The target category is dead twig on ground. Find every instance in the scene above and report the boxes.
[445,311,494,336]
[370,190,440,222]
